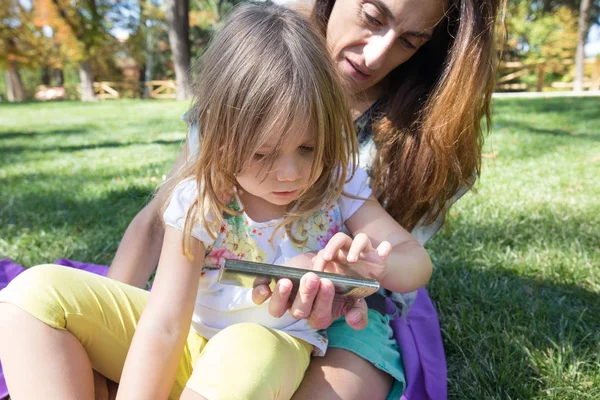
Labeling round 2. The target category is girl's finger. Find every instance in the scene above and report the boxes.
[311,250,328,272]
[376,241,392,259]
[321,232,353,260]
[347,233,373,263]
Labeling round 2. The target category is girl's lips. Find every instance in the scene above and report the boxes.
[342,58,370,82]
[272,190,298,197]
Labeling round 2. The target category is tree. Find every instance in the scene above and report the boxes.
[574,0,592,91]
[3,38,28,101]
[35,0,137,101]
[125,0,166,98]
[0,0,55,101]
[166,0,192,100]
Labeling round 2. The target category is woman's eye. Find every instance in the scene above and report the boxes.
[363,11,382,27]
[400,37,416,50]
[253,153,266,161]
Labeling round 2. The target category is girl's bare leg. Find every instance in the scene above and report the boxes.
[0,303,94,400]
[292,348,393,400]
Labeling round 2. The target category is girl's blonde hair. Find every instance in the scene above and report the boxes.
[170,3,357,258]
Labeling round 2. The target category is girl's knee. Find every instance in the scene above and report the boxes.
[1,264,63,301]
[0,264,83,330]
[3,264,79,293]
[187,324,311,400]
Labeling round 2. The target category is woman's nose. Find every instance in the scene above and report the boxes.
[364,33,395,71]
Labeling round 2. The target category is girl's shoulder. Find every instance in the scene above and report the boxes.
[163,178,238,248]
[337,165,373,222]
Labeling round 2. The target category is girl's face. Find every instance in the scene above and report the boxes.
[326,0,445,100]
[236,127,322,214]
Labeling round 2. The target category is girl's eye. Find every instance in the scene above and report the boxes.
[253,153,266,161]
[363,11,382,27]
[299,146,314,153]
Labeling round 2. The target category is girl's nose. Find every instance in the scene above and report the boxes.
[363,32,395,71]
[275,155,302,182]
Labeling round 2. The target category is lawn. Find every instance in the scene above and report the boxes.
[1,97,599,398]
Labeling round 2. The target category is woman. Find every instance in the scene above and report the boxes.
[108,0,502,398]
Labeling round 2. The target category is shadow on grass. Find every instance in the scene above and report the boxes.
[0,138,183,158]
[0,128,91,140]
[429,210,600,398]
[433,267,599,399]
[1,181,157,266]
[521,124,599,142]
[492,120,600,143]
[493,97,600,122]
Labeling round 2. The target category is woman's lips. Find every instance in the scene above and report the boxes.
[342,58,370,82]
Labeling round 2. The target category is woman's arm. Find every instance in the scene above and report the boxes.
[107,145,190,288]
[315,196,433,294]
[116,226,205,399]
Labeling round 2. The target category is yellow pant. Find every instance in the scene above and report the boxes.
[0,264,312,400]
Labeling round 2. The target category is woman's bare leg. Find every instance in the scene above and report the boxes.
[292,348,393,400]
[0,304,94,400]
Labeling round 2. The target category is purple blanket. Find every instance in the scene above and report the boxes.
[0,258,446,399]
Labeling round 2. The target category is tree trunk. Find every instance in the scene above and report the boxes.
[79,59,97,101]
[144,28,154,99]
[4,61,28,102]
[166,0,192,100]
[53,69,64,87]
[42,67,51,86]
[574,0,591,92]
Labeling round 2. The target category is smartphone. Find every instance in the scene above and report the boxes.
[210,259,380,304]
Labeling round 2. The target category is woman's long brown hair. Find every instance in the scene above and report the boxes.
[313,0,504,230]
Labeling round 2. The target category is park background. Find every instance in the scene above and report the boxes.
[1,0,599,398]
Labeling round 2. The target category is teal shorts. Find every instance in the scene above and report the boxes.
[327,309,405,400]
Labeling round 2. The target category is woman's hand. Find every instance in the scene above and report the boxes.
[251,247,374,331]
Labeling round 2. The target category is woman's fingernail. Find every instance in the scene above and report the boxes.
[259,287,269,296]
[349,312,363,325]
[305,278,318,290]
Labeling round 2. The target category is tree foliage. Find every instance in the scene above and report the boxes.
[501,0,598,89]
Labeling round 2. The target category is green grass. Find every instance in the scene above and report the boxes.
[2,97,599,398]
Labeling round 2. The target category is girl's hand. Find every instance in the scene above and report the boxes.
[312,232,392,282]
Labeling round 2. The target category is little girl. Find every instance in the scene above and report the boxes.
[0,4,432,400]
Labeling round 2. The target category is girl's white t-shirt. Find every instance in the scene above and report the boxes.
[163,167,372,355]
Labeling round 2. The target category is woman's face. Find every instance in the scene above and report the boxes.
[327,0,446,99]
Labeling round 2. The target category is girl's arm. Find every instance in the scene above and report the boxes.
[116,225,205,400]
[314,196,433,294]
